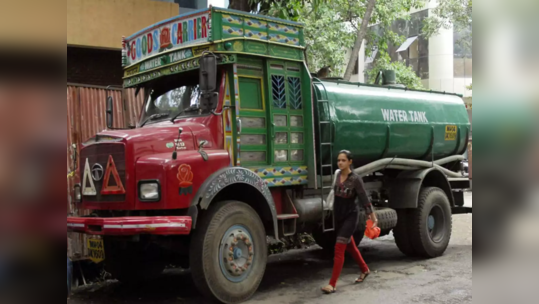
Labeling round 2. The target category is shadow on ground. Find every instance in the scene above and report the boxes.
[70,242,436,304]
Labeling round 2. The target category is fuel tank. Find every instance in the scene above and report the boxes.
[314,80,471,166]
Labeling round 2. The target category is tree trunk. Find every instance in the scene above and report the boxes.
[343,0,377,81]
[229,0,252,12]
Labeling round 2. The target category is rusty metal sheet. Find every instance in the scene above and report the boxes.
[124,88,145,127]
[67,84,144,260]
[78,87,125,142]
[67,87,77,214]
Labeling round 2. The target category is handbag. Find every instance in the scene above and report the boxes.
[324,169,341,211]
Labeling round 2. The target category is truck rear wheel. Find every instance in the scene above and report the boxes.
[394,209,417,257]
[409,187,453,258]
[314,211,367,257]
[190,201,267,304]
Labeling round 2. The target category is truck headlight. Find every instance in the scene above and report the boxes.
[74,184,82,203]
[138,181,161,202]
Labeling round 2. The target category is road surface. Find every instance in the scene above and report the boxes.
[69,193,472,304]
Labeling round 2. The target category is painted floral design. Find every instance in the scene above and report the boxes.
[177,164,194,188]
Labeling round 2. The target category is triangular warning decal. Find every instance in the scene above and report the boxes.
[101,155,126,195]
[82,158,97,196]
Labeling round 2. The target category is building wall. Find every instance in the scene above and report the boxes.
[428,25,454,91]
[68,47,124,86]
[67,0,179,50]
[156,0,226,14]
[357,3,472,98]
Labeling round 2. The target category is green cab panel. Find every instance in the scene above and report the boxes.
[314,80,471,166]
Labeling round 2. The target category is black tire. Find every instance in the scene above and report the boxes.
[375,208,398,230]
[314,211,365,257]
[104,241,165,284]
[410,187,453,258]
[394,209,417,257]
[190,201,267,304]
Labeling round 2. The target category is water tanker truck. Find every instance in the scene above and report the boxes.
[67,7,471,304]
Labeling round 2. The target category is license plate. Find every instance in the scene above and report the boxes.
[87,238,105,264]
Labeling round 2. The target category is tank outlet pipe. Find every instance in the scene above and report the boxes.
[354,155,465,178]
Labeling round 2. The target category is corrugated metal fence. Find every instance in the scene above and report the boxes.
[67,83,144,260]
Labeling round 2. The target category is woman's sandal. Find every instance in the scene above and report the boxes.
[355,271,371,284]
[321,285,337,294]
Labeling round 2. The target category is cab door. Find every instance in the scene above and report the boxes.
[236,58,269,167]
[267,60,307,167]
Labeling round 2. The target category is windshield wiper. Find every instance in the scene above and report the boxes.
[140,113,170,127]
[170,105,200,122]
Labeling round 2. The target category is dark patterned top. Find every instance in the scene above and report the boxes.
[334,171,373,215]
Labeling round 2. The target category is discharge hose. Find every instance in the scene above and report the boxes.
[354,155,465,178]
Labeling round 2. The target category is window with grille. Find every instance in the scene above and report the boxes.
[271,75,286,109]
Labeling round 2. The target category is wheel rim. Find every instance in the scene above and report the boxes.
[428,205,446,243]
[219,225,255,283]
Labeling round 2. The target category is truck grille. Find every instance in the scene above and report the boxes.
[80,144,126,202]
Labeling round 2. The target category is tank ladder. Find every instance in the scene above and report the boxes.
[314,81,335,233]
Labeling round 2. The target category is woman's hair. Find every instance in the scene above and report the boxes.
[338,150,354,170]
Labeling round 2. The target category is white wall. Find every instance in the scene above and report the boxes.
[208,0,228,8]
[428,24,454,92]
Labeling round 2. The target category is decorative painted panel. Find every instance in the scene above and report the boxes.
[245,18,268,29]
[249,166,309,187]
[222,74,234,166]
[245,29,268,40]
[269,45,302,60]
[245,41,268,54]
[251,166,308,177]
[222,14,244,25]
[233,64,241,166]
[264,176,308,187]
[269,34,300,46]
[268,22,299,35]
[223,26,244,37]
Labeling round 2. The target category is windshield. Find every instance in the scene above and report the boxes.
[139,70,221,126]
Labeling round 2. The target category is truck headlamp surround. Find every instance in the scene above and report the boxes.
[138,180,161,202]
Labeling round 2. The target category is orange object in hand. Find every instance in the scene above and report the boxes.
[365,220,381,240]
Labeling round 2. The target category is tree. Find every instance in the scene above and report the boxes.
[366,56,424,90]
[229,0,425,85]
[423,0,472,50]
[343,0,377,81]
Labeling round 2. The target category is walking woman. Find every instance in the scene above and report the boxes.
[321,150,378,294]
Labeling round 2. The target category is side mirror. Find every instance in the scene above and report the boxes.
[198,140,208,150]
[199,54,217,92]
[106,96,114,129]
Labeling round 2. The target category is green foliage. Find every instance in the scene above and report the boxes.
[423,0,472,51]
[233,0,426,84]
[364,0,425,60]
[297,1,357,75]
[367,56,425,90]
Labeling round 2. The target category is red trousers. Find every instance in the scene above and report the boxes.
[329,237,369,288]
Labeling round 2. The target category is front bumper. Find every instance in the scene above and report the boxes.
[67,216,192,236]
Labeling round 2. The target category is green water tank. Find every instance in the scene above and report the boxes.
[314,80,470,166]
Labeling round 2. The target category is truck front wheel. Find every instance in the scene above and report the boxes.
[190,201,267,304]
[404,187,453,258]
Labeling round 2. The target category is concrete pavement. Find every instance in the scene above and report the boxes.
[69,193,472,304]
